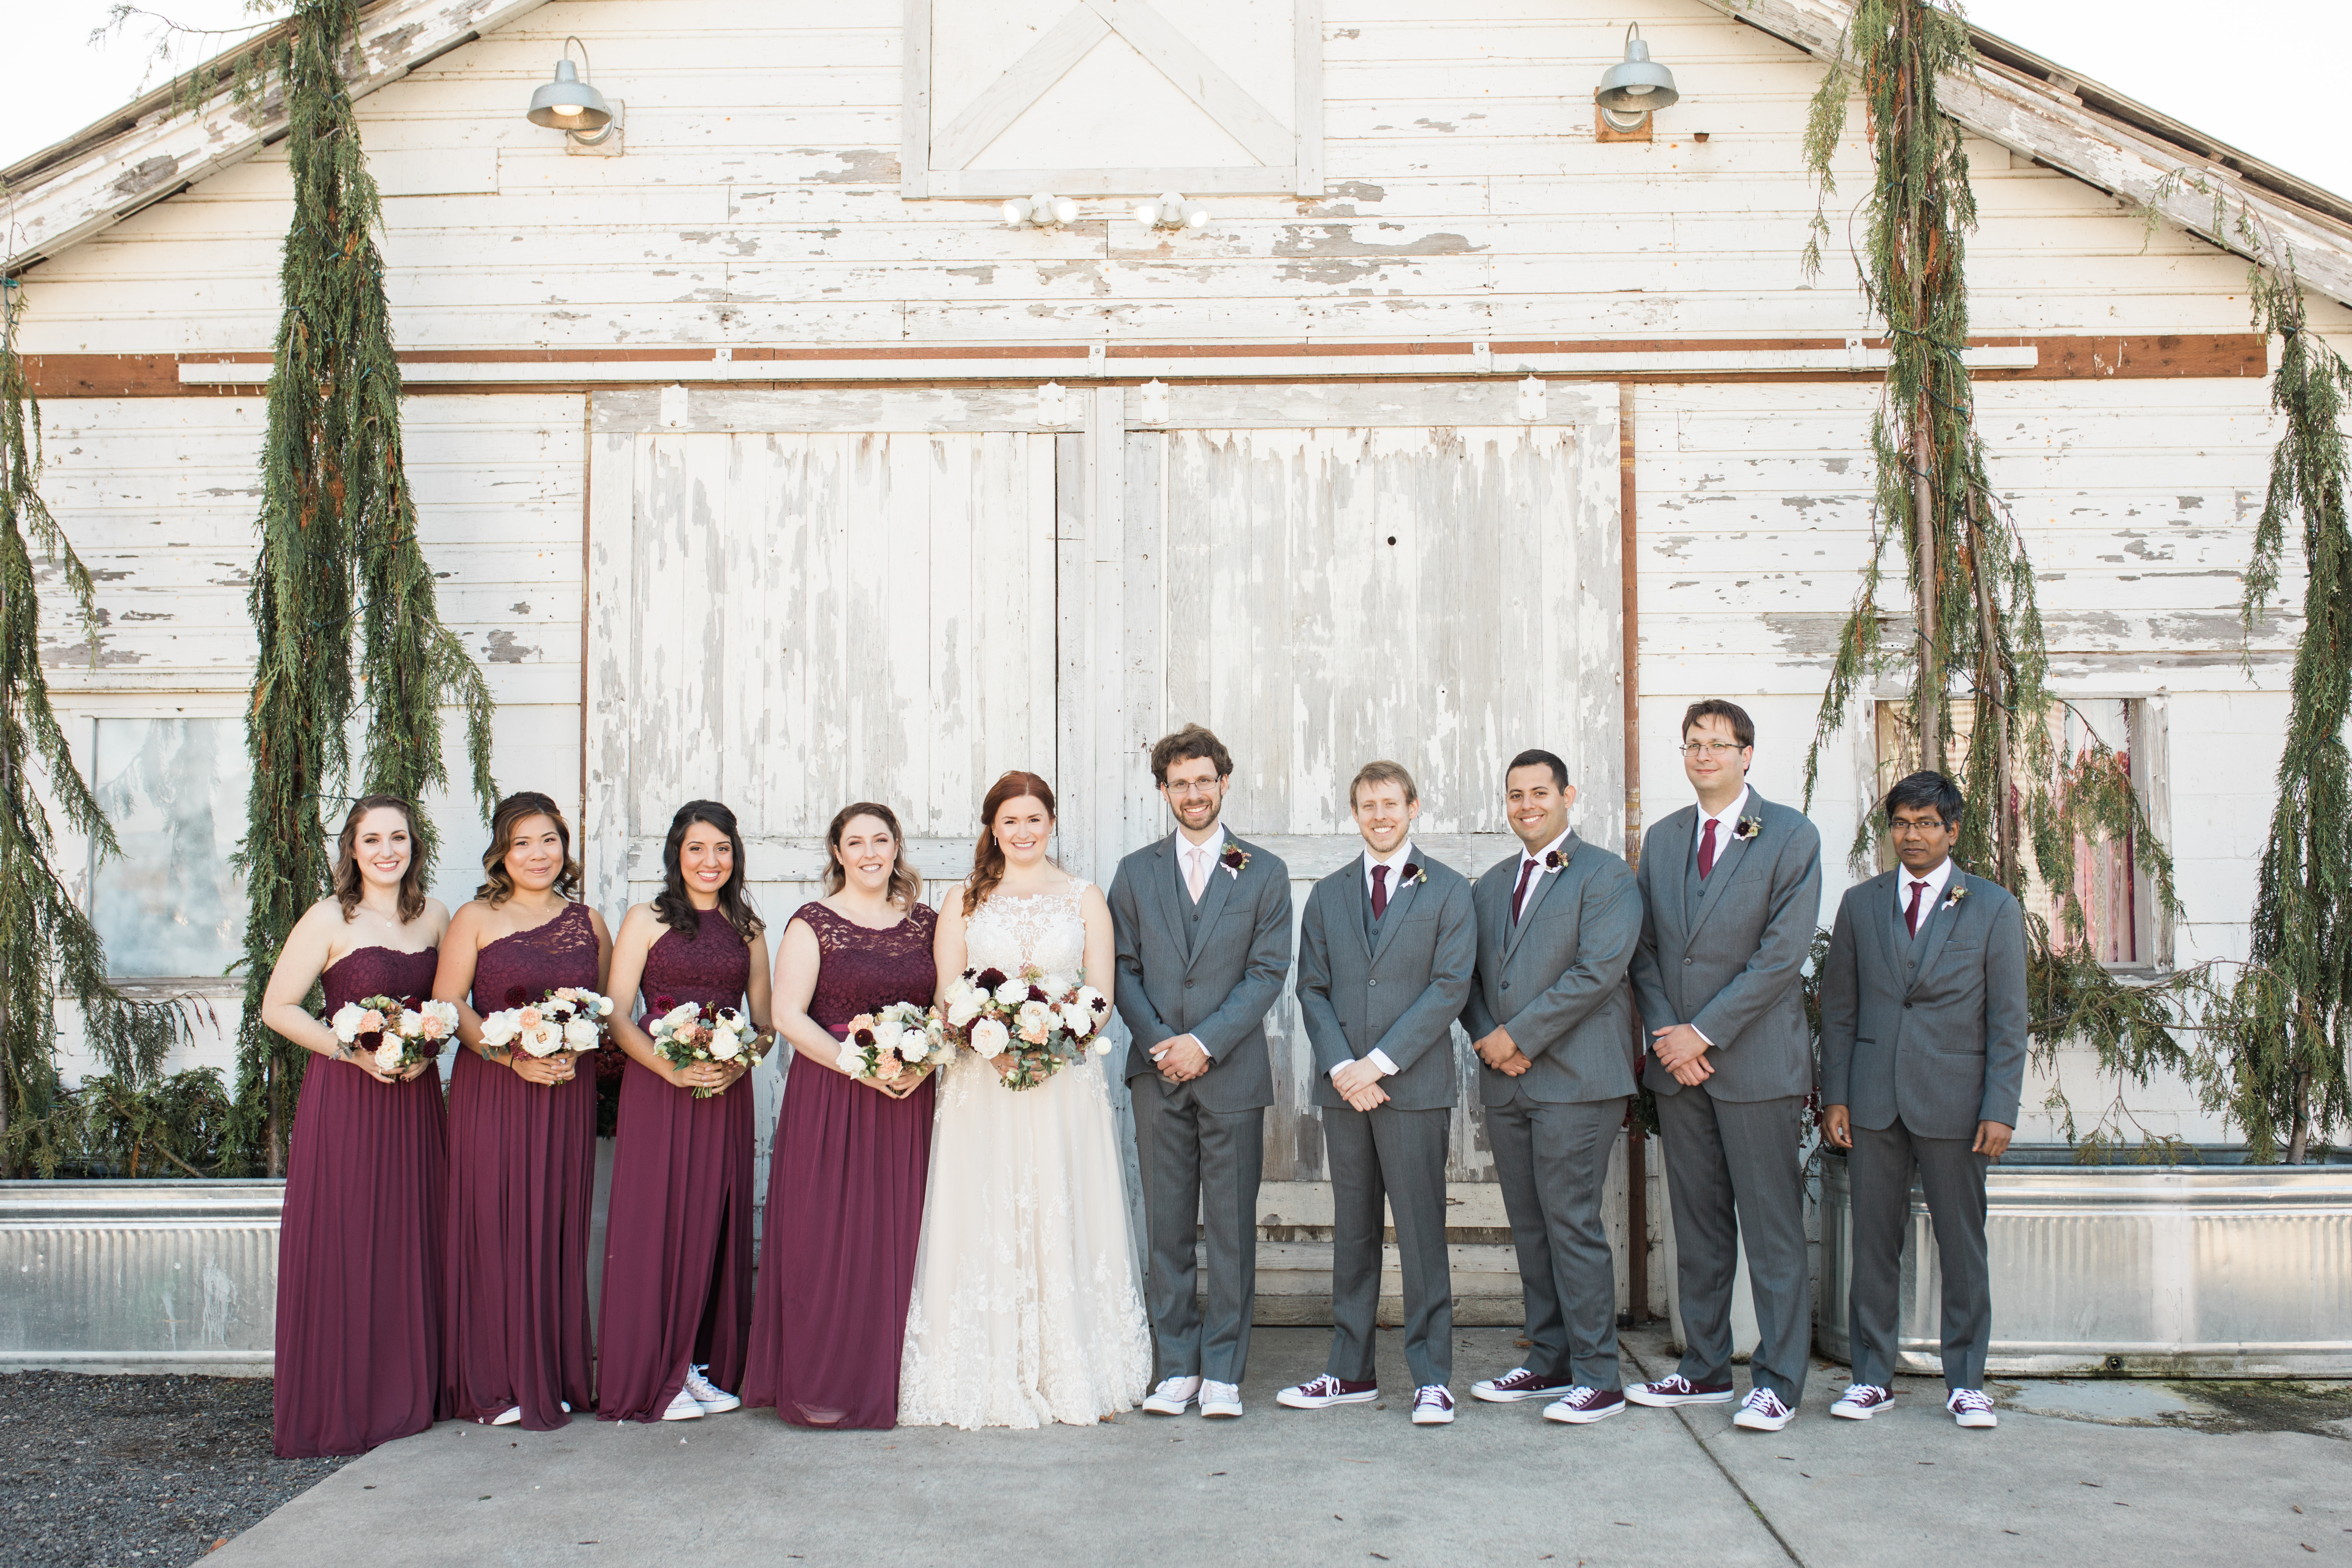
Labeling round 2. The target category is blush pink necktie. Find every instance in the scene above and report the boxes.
[1186,848,1210,904]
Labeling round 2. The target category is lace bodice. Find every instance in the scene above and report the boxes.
[796,901,939,1037]
[640,917,750,1019]
[473,901,600,1014]
[963,884,1089,981]
[322,945,439,1013]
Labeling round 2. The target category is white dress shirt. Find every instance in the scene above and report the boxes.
[1512,827,1573,918]
[1896,855,1956,931]
[1177,829,1228,902]
[1335,841,1413,1081]
[1692,785,1752,871]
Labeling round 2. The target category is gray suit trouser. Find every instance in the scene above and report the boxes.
[1486,1089,1626,1392]
[1323,1103,1451,1389]
[1131,1071,1264,1386]
[1847,1116,1993,1392]
[1656,1088,1810,1402]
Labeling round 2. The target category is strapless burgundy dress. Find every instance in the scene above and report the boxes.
[442,902,601,1429]
[742,901,938,1429]
[273,943,449,1458]
[597,917,757,1422]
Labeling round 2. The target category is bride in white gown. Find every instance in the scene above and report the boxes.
[898,771,1152,1429]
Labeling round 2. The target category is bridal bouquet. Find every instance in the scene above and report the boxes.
[647,996,762,1096]
[937,964,1112,1091]
[329,995,460,1073]
[479,985,616,1061]
[843,1000,948,1086]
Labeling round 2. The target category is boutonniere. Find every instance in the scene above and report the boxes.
[1942,884,1969,912]
[1219,841,1249,876]
[1543,842,1573,871]
[1402,862,1428,887]
[1732,814,1763,843]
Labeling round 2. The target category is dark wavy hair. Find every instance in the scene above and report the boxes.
[965,770,1057,917]
[653,800,764,942]
[332,795,429,923]
[476,791,584,907]
[823,801,922,910]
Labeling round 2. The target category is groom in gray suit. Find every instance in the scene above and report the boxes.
[1109,725,1294,1421]
[1282,760,1475,1427]
[1460,749,1644,1426]
[1820,770,2027,1431]
[1626,700,1822,1433]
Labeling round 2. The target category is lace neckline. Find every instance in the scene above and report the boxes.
[324,942,436,975]
[483,901,586,950]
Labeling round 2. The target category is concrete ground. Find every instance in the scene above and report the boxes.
[204,1325,2352,1568]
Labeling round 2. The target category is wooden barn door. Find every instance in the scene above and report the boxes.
[1108,383,1624,1323]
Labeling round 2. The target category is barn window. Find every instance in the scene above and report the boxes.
[1872,696,2169,970]
[88,718,251,980]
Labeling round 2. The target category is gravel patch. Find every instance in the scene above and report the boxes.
[0,1372,346,1568]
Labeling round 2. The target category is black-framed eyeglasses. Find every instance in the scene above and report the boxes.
[1679,741,1745,757]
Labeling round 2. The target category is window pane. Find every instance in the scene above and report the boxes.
[90,718,252,979]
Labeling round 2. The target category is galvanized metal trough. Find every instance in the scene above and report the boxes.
[1817,1147,2352,1377]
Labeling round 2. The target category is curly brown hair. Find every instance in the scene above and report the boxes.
[332,795,429,923]
[475,791,584,907]
[1149,723,1232,785]
[964,771,1057,916]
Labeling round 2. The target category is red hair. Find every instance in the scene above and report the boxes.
[965,770,1058,916]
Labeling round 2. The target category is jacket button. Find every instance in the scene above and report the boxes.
[1185,979,1196,988]
[1501,981,1510,991]
[1369,979,1378,987]
[1683,957,1693,966]
[1903,1001,1913,1009]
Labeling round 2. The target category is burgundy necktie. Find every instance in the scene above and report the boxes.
[1371,864,1390,919]
[1905,880,1928,936]
[1510,859,1538,924]
[1698,818,1719,879]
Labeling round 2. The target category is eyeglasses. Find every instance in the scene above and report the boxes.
[1680,741,1745,757]
[1887,817,1952,836]
[1163,779,1222,798]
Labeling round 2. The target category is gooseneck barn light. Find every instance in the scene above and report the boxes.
[1595,23,1678,133]
[528,37,615,145]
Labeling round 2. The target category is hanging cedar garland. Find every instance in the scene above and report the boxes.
[228,0,496,1173]
[0,281,186,1177]
[1796,0,2195,1150]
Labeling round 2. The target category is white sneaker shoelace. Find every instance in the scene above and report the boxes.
[1298,1376,1349,1399]
[1741,1390,1791,1419]
[1948,1389,1995,1414]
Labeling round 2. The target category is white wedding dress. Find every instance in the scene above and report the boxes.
[897,881,1152,1429]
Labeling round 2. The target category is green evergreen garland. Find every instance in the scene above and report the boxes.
[228,0,496,1172]
[0,280,186,1177]
[1797,0,2196,1151]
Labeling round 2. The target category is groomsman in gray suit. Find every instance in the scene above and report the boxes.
[1281,761,1476,1427]
[1819,770,2027,1431]
[1109,725,1294,1421]
[1625,700,1823,1433]
[1460,749,1645,1426]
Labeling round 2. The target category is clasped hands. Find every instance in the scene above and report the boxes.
[1153,1033,1212,1084]
[1472,1026,1532,1078]
[1328,1058,1389,1112]
[1651,1022,1714,1086]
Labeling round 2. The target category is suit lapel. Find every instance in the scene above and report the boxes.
[1153,834,1190,957]
[1370,859,1421,965]
[1503,835,1573,963]
[1684,796,1766,948]
[1863,870,1903,987]
[1350,863,1378,961]
[1906,867,1966,995]
[1185,837,1238,968]
[1657,807,1697,952]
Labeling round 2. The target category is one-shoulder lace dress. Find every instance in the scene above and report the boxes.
[896,883,1150,1429]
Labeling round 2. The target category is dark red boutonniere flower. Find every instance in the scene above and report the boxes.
[1220,842,1249,874]
[1732,815,1763,843]
[1403,862,1428,887]
[1543,845,1572,871]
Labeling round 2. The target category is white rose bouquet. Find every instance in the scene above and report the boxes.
[935,963,1112,1091]
[477,985,617,1065]
[646,994,764,1097]
[842,1000,948,1089]
[328,994,460,1074]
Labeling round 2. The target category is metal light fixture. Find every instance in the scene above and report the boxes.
[1003,192,1081,228]
[528,37,616,146]
[1595,23,1678,134]
[1132,191,1210,231]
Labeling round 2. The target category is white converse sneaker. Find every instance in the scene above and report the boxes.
[1410,1386,1455,1426]
[683,1364,740,1413]
[489,1405,522,1427]
[661,1385,706,1421]
[1732,1388,1795,1432]
[1200,1380,1243,1418]
[1946,1388,1998,1429]
[1143,1375,1201,1415]
[1831,1383,1893,1419]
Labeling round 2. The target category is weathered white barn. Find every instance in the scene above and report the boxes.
[8,0,2350,1319]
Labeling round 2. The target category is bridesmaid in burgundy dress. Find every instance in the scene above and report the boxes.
[263,796,452,1458]
[743,801,938,1429]
[597,800,772,1423]
[432,791,612,1430]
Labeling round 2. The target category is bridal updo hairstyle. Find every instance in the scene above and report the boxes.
[653,800,765,942]
[332,794,430,922]
[822,801,923,910]
[476,790,585,906]
[964,770,1057,916]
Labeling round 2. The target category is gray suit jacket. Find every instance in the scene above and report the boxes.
[1296,848,1476,1113]
[1818,865,2029,1139]
[1459,832,1643,1107]
[1628,790,1824,1102]
[1109,830,1294,1113]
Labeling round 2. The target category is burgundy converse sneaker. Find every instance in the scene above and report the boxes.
[1540,1386,1626,1425]
[1946,1388,1998,1429]
[1626,1374,1736,1408]
[1830,1383,1894,1419]
[1277,1375,1379,1410]
[1471,1367,1576,1404]
[1731,1388,1795,1432]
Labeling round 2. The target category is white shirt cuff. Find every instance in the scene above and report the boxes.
[1689,1024,1713,1049]
[1367,1049,1399,1077]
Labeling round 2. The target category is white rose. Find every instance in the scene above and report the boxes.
[871,1019,905,1053]
[709,1031,743,1061]
[563,1018,599,1049]
[524,1023,563,1057]
[1016,999,1053,1031]
[970,1017,1010,1056]
[397,1009,424,1037]
[374,1038,404,1070]
[665,1002,702,1028]
[422,1000,460,1031]
[331,1004,366,1043]
[946,993,983,1028]
[478,1011,518,1048]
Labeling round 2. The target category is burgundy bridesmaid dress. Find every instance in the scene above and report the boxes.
[442,902,601,1429]
[742,900,938,1429]
[273,944,449,1458]
[596,916,757,1422]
